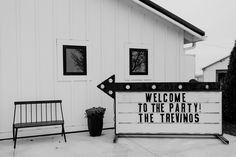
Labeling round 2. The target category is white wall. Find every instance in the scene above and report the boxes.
[0,0,189,139]
[183,54,196,82]
[203,57,229,82]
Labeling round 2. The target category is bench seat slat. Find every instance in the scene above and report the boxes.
[13,120,64,128]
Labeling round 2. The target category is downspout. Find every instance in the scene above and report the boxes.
[184,42,196,51]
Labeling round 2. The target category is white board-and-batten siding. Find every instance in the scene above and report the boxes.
[0,0,191,139]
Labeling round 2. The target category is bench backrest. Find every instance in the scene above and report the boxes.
[13,100,64,124]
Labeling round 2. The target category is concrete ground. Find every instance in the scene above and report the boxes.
[0,130,236,157]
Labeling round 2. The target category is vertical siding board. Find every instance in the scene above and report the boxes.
[71,0,89,128]
[0,0,18,132]
[179,31,186,81]
[177,30,183,81]
[69,0,88,130]
[70,0,86,40]
[142,10,154,81]
[154,19,166,81]
[20,0,37,99]
[165,26,178,82]
[174,27,182,81]
[55,82,72,126]
[87,0,102,107]
[71,82,87,127]
[0,2,3,130]
[142,11,154,45]
[54,0,72,126]
[101,0,115,77]
[129,4,142,43]
[101,0,116,126]
[116,0,129,81]
[38,0,54,99]
[35,0,39,99]
[16,0,22,99]
[177,29,182,81]
[54,0,70,39]
[174,27,181,81]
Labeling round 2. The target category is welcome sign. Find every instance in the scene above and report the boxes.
[116,92,221,134]
[97,75,228,144]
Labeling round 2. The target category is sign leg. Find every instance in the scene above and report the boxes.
[113,135,118,143]
[216,135,229,144]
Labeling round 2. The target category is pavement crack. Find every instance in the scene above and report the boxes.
[126,138,160,157]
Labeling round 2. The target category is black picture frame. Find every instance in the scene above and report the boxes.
[63,45,87,75]
[129,48,148,75]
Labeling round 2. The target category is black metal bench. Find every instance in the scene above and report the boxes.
[13,100,67,148]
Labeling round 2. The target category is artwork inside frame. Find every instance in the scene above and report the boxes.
[129,48,148,75]
[63,45,87,75]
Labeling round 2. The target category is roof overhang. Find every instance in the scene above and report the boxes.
[202,55,230,71]
[132,0,206,44]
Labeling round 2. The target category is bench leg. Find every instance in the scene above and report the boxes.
[12,127,15,141]
[13,128,18,149]
[62,124,67,142]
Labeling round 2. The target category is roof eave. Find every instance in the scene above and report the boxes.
[202,55,230,71]
[132,0,206,43]
[184,31,207,44]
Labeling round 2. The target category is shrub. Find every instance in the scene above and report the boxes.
[223,41,236,123]
[85,107,106,118]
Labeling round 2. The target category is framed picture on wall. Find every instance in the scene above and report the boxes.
[129,48,148,75]
[63,45,87,75]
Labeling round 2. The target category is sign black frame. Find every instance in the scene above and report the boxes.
[97,75,229,144]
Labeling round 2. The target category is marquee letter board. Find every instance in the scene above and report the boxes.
[97,75,229,144]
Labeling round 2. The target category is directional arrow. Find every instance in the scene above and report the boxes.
[97,75,220,99]
[97,75,116,99]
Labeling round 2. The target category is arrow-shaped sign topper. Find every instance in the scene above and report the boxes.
[97,75,220,99]
[97,75,116,98]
